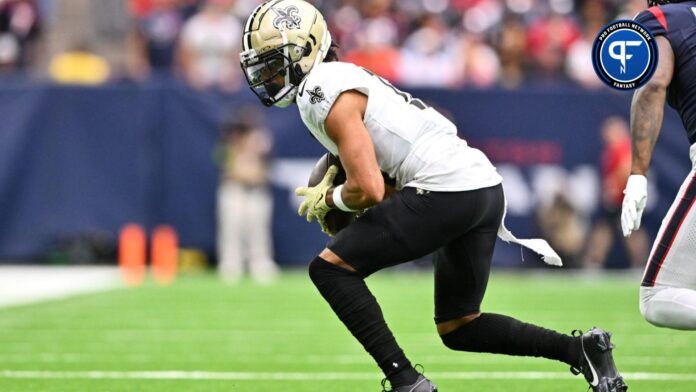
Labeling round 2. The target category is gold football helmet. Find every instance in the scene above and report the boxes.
[240,0,332,107]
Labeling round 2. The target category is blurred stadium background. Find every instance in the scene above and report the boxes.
[0,0,694,391]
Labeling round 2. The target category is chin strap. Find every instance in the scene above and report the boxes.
[273,86,297,108]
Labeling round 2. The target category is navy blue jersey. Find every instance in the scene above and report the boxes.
[635,3,696,144]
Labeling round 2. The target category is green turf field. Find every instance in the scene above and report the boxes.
[0,271,694,391]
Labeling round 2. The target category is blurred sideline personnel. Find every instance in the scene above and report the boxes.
[215,112,278,283]
[240,1,626,391]
[585,117,649,269]
[626,1,696,330]
[536,193,584,268]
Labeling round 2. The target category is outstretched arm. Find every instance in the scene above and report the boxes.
[630,35,674,175]
[622,35,674,237]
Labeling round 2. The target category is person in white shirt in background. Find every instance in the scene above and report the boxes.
[179,0,241,91]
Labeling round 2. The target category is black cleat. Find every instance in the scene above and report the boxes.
[381,374,438,392]
[571,327,627,392]
[381,365,437,392]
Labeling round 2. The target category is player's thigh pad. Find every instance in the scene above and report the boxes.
[328,185,504,277]
[640,285,696,329]
[433,187,504,323]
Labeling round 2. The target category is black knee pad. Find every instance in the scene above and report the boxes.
[308,256,355,287]
[439,316,489,352]
[440,323,472,351]
[308,256,377,314]
[439,313,546,355]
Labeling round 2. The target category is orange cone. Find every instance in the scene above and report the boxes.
[151,225,178,285]
[118,224,146,286]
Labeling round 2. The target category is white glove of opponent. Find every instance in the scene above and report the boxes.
[295,165,338,234]
[621,174,648,237]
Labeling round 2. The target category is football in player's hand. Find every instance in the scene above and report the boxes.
[308,153,356,236]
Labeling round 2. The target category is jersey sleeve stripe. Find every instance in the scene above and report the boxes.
[648,6,668,32]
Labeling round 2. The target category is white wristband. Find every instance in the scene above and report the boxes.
[332,185,356,212]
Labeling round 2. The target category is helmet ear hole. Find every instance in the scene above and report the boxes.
[303,42,312,57]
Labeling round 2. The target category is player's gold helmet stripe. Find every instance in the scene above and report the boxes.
[243,3,265,51]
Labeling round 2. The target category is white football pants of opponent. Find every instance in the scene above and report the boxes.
[623,144,696,330]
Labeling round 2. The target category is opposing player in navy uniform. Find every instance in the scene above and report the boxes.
[240,1,626,390]
[626,1,696,329]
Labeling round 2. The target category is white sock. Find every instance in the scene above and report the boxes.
[640,286,696,330]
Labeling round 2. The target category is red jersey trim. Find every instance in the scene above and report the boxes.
[648,6,668,32]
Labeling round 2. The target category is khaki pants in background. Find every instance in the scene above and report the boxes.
[217,181,278,282]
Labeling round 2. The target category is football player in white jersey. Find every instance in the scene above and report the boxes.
[240,1,626,391]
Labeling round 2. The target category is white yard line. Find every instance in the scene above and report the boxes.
[0,266,122,308]
[0,370,694,381]
[3,352,696,368]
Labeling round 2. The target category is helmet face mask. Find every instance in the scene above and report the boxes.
[240,0,332,108]
[242,44,305,107]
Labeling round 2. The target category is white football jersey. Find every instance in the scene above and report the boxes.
[295,61,502,192]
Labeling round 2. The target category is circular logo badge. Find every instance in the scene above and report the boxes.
[592,20,658,90]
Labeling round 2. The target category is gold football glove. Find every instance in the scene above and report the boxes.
[295,165,338,234]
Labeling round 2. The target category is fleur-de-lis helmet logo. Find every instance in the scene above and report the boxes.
[272,5,301,30]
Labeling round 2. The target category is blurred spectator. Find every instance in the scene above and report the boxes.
[49,42,110,85]
[0,31,20,73]
[128,0,189,79]
[398,15,464,87]
[565,27,601,89]
[0,0,40,69]
[343,0,401,81]
[526,13,579,83]
[566,0,607,89]
[537,192,585,268]
[215,110,278,284]
[11,0,652,87]
[178,0,241,91]
[584,117,650,269]
[617,0,646,20]
[462,33,500,88]
[460,0,503,36]
[129,0,156,19]
[326,1,362,51]
[496,16,527,89]
[129,0,200,21]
